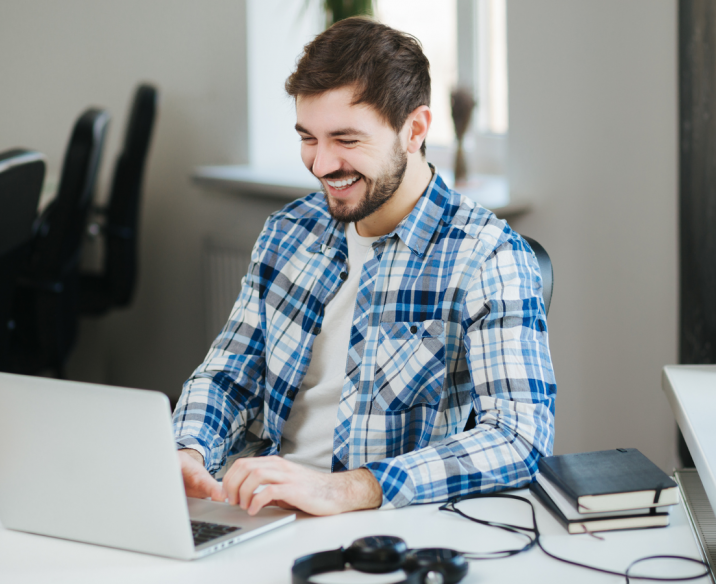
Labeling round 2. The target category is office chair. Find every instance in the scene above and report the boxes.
[464,234,553,432]
[80,83,159,315]
[521,235,553,316]
[0,150,46,370]
[5,108,110,378]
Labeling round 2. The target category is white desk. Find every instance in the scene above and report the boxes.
[0,488,704,584]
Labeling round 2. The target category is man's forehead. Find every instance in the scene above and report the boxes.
[296,84,359,108]
[295,86,386,133]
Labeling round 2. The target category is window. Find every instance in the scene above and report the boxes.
[476,0,508,135]
[376,0,458,147]
[377,0,509,176]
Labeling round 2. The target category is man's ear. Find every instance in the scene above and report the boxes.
[405,105,432,154]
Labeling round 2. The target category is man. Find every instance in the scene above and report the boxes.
[173,17,556,516]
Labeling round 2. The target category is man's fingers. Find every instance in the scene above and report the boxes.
[247,484,291,516]
[237,468,285,510]
[222,461,251,505]
[222,456,285,505]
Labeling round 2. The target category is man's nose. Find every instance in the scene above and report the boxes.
[311,143,342,178]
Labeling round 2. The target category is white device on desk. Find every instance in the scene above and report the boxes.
[662,365,716,577]
[0,372,295,560]
[663,366,716,509]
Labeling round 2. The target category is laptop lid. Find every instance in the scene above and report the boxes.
[0,373,196,559]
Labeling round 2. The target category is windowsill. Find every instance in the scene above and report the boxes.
[193,165,320,200]
[192,165,531,220]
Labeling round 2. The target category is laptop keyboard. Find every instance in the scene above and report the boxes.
[190,520,242,546]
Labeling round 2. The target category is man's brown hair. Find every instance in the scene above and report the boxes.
[285,17,431,155]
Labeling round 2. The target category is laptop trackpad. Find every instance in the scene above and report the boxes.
[187,497,290,528]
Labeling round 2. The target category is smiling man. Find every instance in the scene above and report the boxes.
[173,17,556,516]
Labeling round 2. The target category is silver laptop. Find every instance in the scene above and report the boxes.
[0,372,295,560]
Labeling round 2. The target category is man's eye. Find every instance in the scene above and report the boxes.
[340,140,358,146]
[299,136,316,143]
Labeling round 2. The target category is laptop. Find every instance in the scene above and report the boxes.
[0,372,295,560]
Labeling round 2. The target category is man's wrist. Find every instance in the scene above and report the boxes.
[345,468,383,511]
[179,448,205,466]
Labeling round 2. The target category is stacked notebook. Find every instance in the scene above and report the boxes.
[530,448,679,534]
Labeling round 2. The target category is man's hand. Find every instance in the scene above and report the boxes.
[221,456,383,516]
[178,449,223,501]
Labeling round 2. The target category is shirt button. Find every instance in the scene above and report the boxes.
[339,271,348,281]
[313,326,322,335]
[410,325,418,334]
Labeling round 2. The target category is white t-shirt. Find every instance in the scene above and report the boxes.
[280,222,379,472]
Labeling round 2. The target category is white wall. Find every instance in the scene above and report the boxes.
[0,0,285,400]
[507,0,679,471]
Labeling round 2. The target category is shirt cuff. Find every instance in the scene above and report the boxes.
[362,458,417,510]
[176,437,209,469]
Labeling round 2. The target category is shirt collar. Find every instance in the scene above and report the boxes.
[307,210,346,260]
[308,164,452,259]
[386,165,451,257]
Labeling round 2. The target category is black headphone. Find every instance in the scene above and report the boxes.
[291,535,469,584]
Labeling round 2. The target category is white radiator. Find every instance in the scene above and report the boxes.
[202,242,251,347]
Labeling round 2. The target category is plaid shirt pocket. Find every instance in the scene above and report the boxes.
[373,319,446,413]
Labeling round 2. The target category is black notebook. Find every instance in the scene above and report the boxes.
[530,480,670,534]
[537,448,678,514]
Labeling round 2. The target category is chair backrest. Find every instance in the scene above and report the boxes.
[8,109,109,376]
[104,84,158,307]
[0,150,46,368]
[521,235,553,316]
[30,108,110,281]
[0,150,46,257]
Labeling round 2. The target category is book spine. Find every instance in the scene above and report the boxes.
[529,482,569,529]
[537,460,581,508]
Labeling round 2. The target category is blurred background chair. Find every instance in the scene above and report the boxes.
[522,235,553,316]
[80,83,158,316]
[0,150,46,371]
[464,234,554,432]
[5,108,110,378]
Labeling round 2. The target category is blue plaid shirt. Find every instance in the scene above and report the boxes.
[173,170,556,509]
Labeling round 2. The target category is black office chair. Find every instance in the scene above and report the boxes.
[80,84,158,316]
[0,150,46,370]
[521,235,553,316]
[5,109,110,378]
[464,234,553,431]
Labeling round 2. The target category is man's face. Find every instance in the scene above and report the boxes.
[295,86,407,224]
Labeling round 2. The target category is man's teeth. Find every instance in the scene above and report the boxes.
[326,177,359,189]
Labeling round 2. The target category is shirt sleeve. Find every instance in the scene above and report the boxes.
[172,223,273,474]
[363,234,557,509]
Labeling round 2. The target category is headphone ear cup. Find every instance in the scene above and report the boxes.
[404,549,468,584]
[345,535,408,573]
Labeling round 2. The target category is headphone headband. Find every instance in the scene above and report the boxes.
[291,536,468,584]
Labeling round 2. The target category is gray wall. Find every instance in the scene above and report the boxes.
[0,0,282,397]
[508,0,679,471]
[0,1,680,470]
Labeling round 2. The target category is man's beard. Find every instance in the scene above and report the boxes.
[320,136,407,224]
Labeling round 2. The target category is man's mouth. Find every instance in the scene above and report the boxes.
[325,176,360,191]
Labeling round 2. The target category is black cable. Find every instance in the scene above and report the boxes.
[439,492,710,583]
[439,493,537,559]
